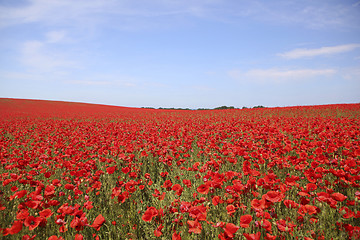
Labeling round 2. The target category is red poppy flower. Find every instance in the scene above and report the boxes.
[84,201,94,210]
[121,167,130,174]
[43,171,52,178]
[172,231,181,240]
[316,192,330,202]
[306,183,317,192]
[298,191,310,197]
[304,205,317,215]
[264,191,284,203]
[243,232,261,240]
[52,179,61,186]
[260,219,272,232]
[0,202,5,211]
[187,220,202,234]
[5,220,23,235]
[106,166,116,174]
[226,204,236,215]
[10,190,27,200]
[315,147,323,155]
[240,215,252,228]
[117,191,129,203]
[251,199,266,211]
[154,224,163,237]
[162,179,173,189]
[91,214,105,231]
[22,234,36,240]
[64,184,75,190]
[276,219,296,232]
[44,185,55,197]
[48,200,60,207]
[285,175,300,186]
[160,172,169,178]
[75,234,83,240]
[212,196,222,206]
[24,216,42,231]
[69,217,81,230]
[256,211,272,219]
[331,192,347,202]
[39,209,53,219]
[223,223,239,238]
[197,184,209,194]
[59,225,67,233]
[172,184,183,196]
[142,207,158,222]
[17,209,29,220]
[71,216,87,231]
[283,199,299,209]
[264,233,277,240]
[339,207,355,219]
[183,179,192,188]
[189,205,207,221]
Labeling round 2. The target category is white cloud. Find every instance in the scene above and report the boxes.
[191,85,214,91]
[65,80,113,86]
[227,69,242,80]
[353,1,360,7]
[267,1,359,29]
[247,68,335,79]
[0,0,112,28]
[20,39,77,72]
[228,68,336,83]
[340,67,360,81]
[278,44,360,59]
[45,30,67,43]
[19,30,78,73]
[0,0,220,29]
[0,70,46,81]
[0,0,358,33]
[65,74,138,87]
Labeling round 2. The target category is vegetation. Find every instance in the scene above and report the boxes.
[1,99,359,240]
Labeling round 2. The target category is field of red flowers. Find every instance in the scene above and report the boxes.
[1,98,360,240]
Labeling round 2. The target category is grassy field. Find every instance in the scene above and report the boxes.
[1,98,359,239]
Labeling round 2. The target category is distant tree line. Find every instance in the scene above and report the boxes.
[214,106,235,110]
[158,107,191,110]
[142,105,266,110]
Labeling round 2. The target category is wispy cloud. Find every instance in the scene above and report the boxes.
[0,0,114,28]
[20,40,77,72]
[191,85,214,91]
[278,44,360,59]
[0,0,220,30]
[65,74,138,87]
[65,80,113,86]
[246,68,336,79]
[18,30,78,72]
[0,70,47,81]
[255,1,360,30]
[353,1,360,7]
[45,30,67,43]
[340,66,360,81]
[228,68,336,83]
[67,80,136,87]
[2,0,358,31]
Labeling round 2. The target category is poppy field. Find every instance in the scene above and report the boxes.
[0,98,360,240]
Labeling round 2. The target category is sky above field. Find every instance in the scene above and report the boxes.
[1,0,360,108]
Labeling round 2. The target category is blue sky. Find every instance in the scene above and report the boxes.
[1,0,360,108]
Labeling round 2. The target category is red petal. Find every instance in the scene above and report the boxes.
[91,214,105,231]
